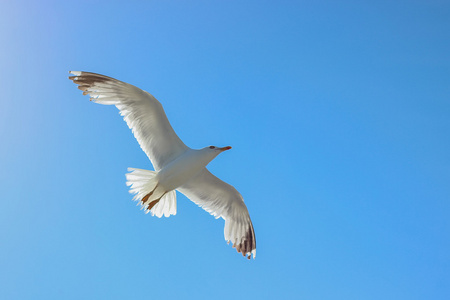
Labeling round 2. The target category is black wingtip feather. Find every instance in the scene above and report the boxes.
[232,224,256,259]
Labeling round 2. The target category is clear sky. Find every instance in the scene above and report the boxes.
[1,0,449,299]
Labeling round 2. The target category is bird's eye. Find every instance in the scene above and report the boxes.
[209,146,215,149]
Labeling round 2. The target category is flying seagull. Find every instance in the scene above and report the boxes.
[69,71,256,259]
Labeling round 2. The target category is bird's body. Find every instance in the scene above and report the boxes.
[69,71,256,259]
[158,147,219,192]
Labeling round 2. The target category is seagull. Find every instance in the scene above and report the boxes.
[69,71,256,259]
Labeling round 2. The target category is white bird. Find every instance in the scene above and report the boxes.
[69,71,256,259]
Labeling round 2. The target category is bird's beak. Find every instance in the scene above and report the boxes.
[219,146,232,151]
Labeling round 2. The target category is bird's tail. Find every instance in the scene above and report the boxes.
[125,168,177,217]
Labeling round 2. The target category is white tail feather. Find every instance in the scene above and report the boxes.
[125,168,177,217]
[150,191,177,218]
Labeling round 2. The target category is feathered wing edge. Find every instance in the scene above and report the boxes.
[224,214,257,260]
[68,71,188,171]
[178,169,256,259]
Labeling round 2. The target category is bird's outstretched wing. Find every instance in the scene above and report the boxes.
[177,169,256,259]
[69,71,188,170]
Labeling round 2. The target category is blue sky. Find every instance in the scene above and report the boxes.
[1,0,449,299]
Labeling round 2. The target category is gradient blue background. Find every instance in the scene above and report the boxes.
[1,1,449,299]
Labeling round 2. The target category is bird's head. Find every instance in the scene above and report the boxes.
[206,145,232,152]
[199,145,232,165]
[201,145,232,159]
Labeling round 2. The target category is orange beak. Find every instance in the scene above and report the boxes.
[219,146,232,151]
